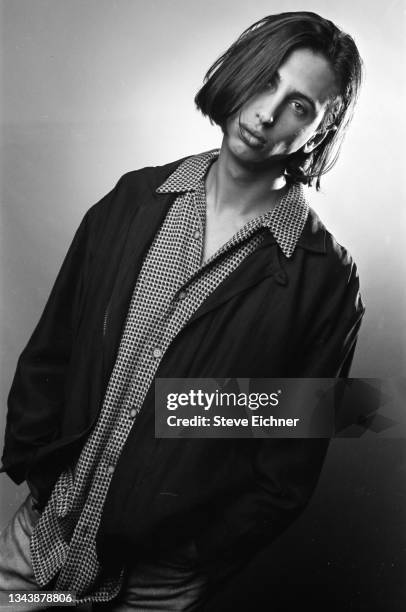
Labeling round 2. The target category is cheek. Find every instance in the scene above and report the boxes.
[290,130,310,147]
[275,112,319,144]
[224,117,239,139]
[270,127,306,153]
[281,124,316,151]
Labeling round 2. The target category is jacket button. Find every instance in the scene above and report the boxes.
[153,347,162,358]
[129,408,137,418]
[274,271,287,286]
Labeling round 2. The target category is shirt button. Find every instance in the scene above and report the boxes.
[193,229,201,239]
[153,347,162,358]
[107,465,115,475]
[178,290,187,300]
[129,408,137,418]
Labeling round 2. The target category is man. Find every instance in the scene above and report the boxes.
[0,11,364,611]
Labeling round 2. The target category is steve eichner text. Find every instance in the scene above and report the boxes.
[166,389,281,411]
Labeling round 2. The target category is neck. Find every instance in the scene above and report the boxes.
[206,140,288,215]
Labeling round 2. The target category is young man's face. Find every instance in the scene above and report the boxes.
[223,47,339,166]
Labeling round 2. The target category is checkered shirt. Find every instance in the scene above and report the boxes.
[30,149,309,603]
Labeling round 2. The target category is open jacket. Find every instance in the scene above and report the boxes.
[1,157,365,572]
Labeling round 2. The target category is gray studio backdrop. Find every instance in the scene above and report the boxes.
[0,0,405,605]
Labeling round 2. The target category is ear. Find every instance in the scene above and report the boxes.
[303,125,337,154]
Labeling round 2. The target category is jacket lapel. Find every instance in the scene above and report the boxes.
[102,191,176,379]
[187,234,284,326]
[181,207,327,326]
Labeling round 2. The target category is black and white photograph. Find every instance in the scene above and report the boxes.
[0,1,405,610]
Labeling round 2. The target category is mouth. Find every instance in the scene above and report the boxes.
[239,124,267,148]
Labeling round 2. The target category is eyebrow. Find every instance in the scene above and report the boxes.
[272,70,318,115]
[288,90,317,114]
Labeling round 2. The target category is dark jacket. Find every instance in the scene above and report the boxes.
[1,157,365,571]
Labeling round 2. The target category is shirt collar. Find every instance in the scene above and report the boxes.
[156,150,309,258]
[156,149,219,193]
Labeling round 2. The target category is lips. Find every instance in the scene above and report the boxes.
[239,124,267,148]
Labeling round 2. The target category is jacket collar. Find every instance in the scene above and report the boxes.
[155,149,324,258]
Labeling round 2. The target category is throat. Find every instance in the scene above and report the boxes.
[202,179,288,265]
[206,148,287,218]
[200,146,289,263]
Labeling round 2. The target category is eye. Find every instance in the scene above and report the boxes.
[290,100,307,116]
[264,78,277,91]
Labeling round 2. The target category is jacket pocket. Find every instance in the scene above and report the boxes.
[157,538,200,570]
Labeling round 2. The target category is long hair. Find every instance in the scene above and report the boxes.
[195,12,363,190]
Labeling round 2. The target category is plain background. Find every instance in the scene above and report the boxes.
[0,0,405,609]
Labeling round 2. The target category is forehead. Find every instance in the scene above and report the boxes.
[277,47,339,108]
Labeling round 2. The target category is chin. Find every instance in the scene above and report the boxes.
[231,149,276,171]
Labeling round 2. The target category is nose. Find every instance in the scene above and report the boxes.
[254,90,280,127]
[256,111,275,127]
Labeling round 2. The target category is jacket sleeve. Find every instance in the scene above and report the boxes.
[300,256,365,378]
[0,210,94,485]
[0,172,127,485]
[195,255,365,566]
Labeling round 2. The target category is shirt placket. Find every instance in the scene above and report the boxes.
[54,192,206,595]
